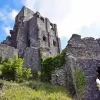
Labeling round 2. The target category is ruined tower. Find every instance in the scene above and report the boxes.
[3,6,61,71]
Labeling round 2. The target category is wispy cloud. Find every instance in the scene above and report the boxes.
[21,0,37,12]
[58,0,100,39]
[38,0,70,22]
[79,21,100,39]
[0,5,18,35]
[0,6,18,23]
[9,10,18,21]
[2,26,12,36]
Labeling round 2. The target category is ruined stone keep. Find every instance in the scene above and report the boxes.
[1,6,61,71]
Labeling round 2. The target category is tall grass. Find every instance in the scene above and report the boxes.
[0,81,72,100]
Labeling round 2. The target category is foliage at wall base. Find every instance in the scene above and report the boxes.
[41,51,66,82]
[0,55,32,82]
[74,67,87,98]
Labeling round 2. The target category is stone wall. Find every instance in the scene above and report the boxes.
[67,34,100,59]
[51,54,77,96]
[51,34,100,100]
[36,12,60,57]
[24,47,40,71]
[51,67,67,86]
[0,43,18,59]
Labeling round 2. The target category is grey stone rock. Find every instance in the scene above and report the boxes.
[51,34,100,99]
[23,47,40,71]
[51,68,67,86]
[0,44,18,59]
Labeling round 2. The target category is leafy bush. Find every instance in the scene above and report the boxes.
[0,57,3,64]
[41,52,66,82]
[0,80,3,89]
[1,55,32,82]
[0,64,3,77]
[0,57,9,79]
[74,67,87,94]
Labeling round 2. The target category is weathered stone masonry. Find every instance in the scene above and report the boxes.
[0,44,18,59]
[51,34,100,100]
[1,6,100,100]
[2,6,61,71]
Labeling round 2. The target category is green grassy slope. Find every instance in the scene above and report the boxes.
[0,81,72,100]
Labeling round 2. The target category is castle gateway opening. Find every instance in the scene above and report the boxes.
[96,67,100,90]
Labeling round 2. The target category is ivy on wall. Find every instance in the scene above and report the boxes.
[41,51,66,82]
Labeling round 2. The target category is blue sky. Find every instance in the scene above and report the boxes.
[0,0,100,49]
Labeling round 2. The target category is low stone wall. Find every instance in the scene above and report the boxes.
[51,68,67,86]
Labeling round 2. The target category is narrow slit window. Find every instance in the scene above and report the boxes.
[43,36,46,42]
[53,40,56,46]
[28,39,30,47]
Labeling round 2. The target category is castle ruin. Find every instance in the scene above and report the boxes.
[1,6,61,71]
[1,6,100,100]
[51,34,100,100]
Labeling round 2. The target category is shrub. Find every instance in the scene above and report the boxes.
[41,51,66,82]
[0,57,3,64]
[22,68,32,80]
[0,80,3,89]
[1,55,32,82]
[0,64,3,76]
[74,67,87,94]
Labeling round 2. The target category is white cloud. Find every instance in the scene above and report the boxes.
[9,10,18,21]
[21,0,100,39]
[2,26,12,36]
[79,21,100,39]
[39,0,70,22]
[21,0,37,11]
[0,6,18,36]
[0,7,18,22]
[58,0,100,39]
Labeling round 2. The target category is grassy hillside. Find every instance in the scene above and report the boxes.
[0,81,72,100]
